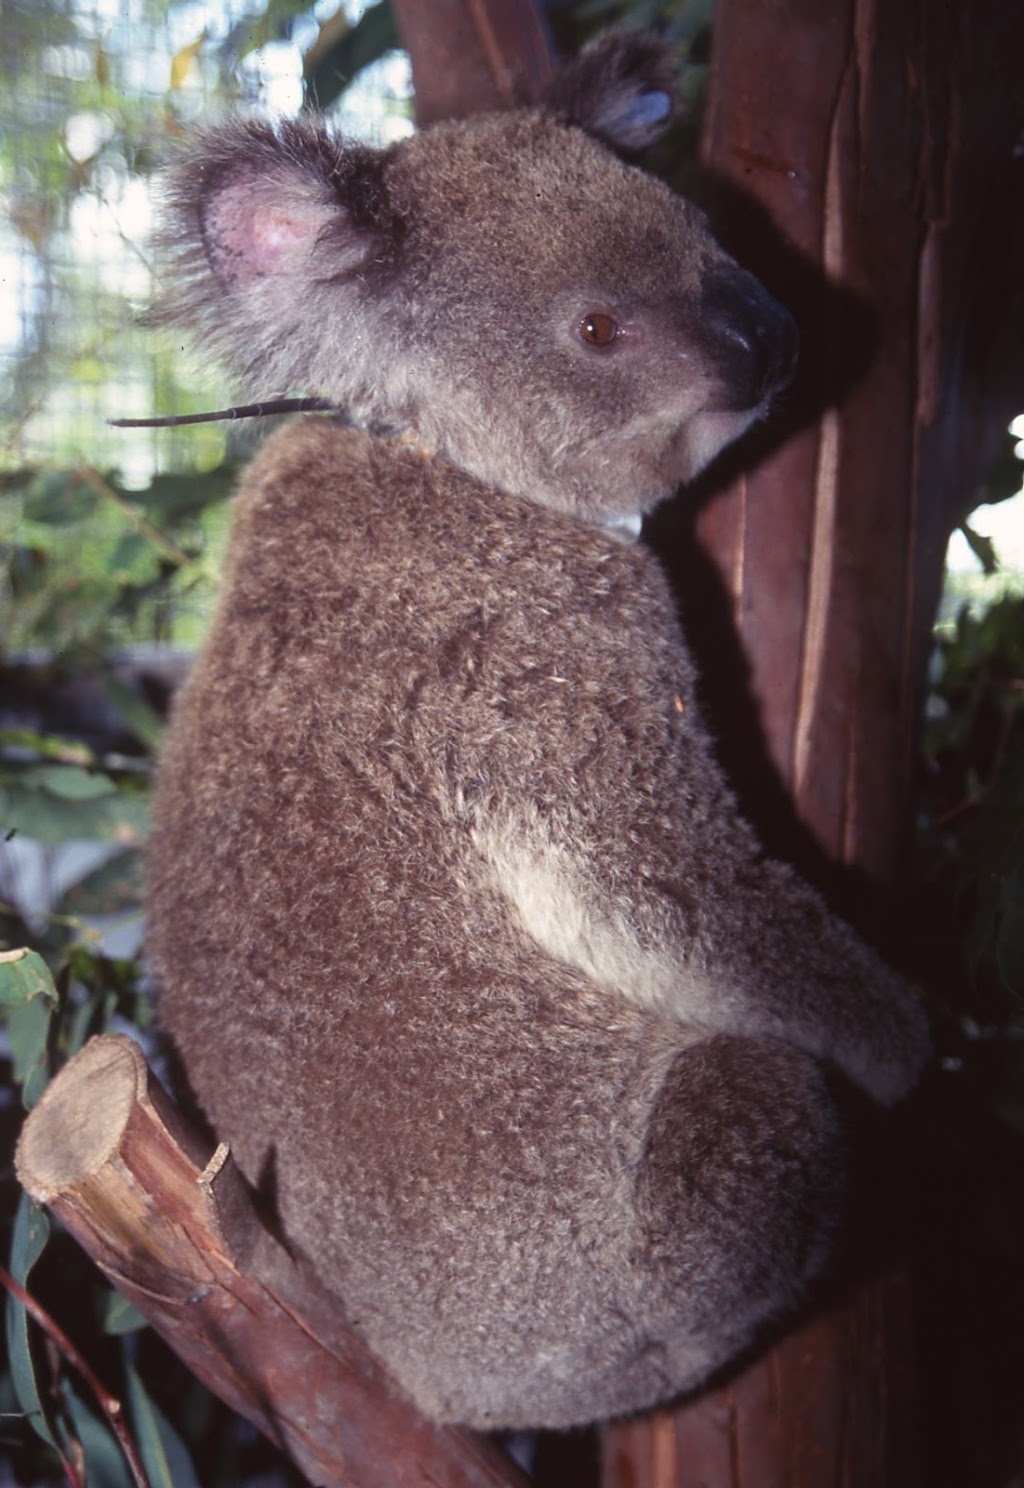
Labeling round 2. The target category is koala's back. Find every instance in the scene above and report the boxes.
[148,418,836,1426]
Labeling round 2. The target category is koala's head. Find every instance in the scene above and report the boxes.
[159,34,796,535]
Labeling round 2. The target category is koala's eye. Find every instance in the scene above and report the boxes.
[579,312,621,348]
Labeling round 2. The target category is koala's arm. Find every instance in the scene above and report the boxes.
[456,549,929,1107]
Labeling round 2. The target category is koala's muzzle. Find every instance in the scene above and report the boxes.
[699,265,799,412]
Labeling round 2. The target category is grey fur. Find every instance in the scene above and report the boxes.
[146,35,929,1430]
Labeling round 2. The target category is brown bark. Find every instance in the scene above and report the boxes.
[14,1035,527,1488]
[601,1271,918,1488]
[390,0,554,126]
[693,0,1022,878]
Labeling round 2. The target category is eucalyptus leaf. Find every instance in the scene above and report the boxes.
[971,428,1024,509]
[959,521,999,577]
[126,1360,202,1488]
[0,778,148,844]
[0,491,23,538]
[65,987,118,1060]
[22,470,99,525]
[108,531,159,583]
[22,763,118,801]
[102,674,165,750]
[129,468,235,521]
[5,1194,55,1452]
[0,728,96,767]
[0,948,58,1010]
[1,950,56,1108]
[101,1291,148,1337]
[223,0,311,62]
[59,1376,135,1488]
[303,0,399,111]
[7,994,54,1109]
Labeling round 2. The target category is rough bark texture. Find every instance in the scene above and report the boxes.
[15,1035,528,1488]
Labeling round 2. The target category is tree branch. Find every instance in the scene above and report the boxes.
[15,1035,528,1488]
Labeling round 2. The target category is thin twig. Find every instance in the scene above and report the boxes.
[109,397,338,428]
[0,1264,151,1488]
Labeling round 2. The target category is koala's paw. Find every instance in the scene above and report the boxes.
[843,980,932,1107]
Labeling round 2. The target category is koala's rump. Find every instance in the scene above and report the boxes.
[148,713,697,1425]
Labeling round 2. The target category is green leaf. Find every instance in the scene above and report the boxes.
[0,949,56,1108]
[972,428,1024,508]
[0,728,96,767]
[59,1376,135,1488]
[303,1,399,111]
[0,491,23,538]
[107,530,157,582]
[21,469,99,525]
[959,521,999,576]
[126,1360,202,1488]
[0,948,59,1010]
[7,994,54,1108]
[0,774,148,844]
[129,468,234,521]
[101,1291,148,1337]
[223,0,312,62]
[101,674,164,750]
[64,986,118,1060]
[63,944,147,1024]
[22,763,117,801]
[5,1194,55,1452]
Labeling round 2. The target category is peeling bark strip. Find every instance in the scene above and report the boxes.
[15,1036,528,1488]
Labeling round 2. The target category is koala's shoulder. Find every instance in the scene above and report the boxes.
[230,416,390,529]
[229,416,671,610]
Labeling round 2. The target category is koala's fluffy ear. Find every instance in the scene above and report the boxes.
[154,119,396,391]
[546,32,676,151]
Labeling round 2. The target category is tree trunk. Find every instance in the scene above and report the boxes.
[390,0,554,125]
[694,0,1023,872]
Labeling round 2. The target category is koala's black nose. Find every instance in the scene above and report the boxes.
[699,265,799,410]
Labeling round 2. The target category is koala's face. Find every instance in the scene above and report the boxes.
[159,36,796,533]
[385,116,796,530]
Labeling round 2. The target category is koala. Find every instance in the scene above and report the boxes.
[145,34,929,1431]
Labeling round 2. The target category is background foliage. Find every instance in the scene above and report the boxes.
[0,0,1022,1485]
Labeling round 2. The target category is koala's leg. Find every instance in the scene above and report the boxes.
[630,1033,842,1373]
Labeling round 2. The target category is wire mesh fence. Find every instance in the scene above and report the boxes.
[1,0,410,476]
[0,0,411,653]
